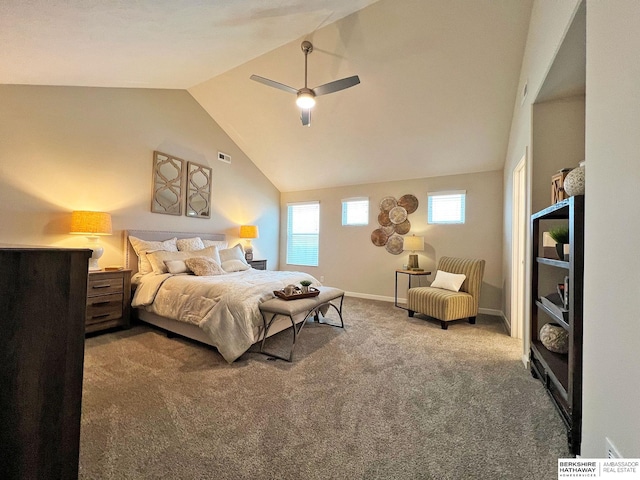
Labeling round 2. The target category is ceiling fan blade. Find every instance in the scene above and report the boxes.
[250,75,298,95]
[300,108,311,127]
[313,75,360,96]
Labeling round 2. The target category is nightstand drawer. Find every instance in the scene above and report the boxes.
[87,273,124,296]
[86,269,131,334]
[249,259,267,270]
[86,293,124,325]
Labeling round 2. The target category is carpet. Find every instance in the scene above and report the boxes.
[79,297,568,479]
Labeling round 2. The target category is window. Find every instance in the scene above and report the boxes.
[427,191,466,224]
[341,197,369,226]
[286,201,320,266]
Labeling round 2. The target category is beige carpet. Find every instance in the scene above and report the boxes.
[80,297,568,479]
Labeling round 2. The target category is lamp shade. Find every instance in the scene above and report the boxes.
[403,235,424,252]
[70,211,112,235]
[239,225,259,239]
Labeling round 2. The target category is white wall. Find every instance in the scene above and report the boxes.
[504,0,640,458]
[280,170,504,312]
[0,85,280,267]
[502,0,582,332]
[531,96,585,213]
[581,0,640,458]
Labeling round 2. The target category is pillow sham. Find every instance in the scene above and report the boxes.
[176,237,205,252]
[430,270,466,292]
[221,258,251,272]
[147,245,221,274]
[164,260,191,275]
[129,236,178,275]
[219,243,249,265]
[185,257,226,276]
[202,239,228,250]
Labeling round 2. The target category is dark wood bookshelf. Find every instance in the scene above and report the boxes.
[530,195,584,455]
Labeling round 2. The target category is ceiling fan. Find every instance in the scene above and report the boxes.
[250,40,360,126]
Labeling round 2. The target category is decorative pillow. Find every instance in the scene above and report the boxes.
[219,243,249,265]
[185,257,226,276]
[164,260,191,275]
[147,246,221,274]
[221,258,251,272]
[129,236,178,275]
[202,239,228,250]
[431,270,466,292]
[177,237,205,252]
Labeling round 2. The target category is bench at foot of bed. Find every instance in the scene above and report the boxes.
[258,286,345,362]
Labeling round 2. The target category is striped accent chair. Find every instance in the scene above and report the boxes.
[407,257,485,330]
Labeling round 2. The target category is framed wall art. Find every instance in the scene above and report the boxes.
[185,161,212,219]
[151,151,184,216]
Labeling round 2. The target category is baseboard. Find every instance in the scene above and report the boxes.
[478,307,504,319]
[345,291,396,303]
[345,293,506,321]
[483,309,511,334]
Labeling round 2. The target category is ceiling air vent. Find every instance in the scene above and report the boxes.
[218,152,231,164]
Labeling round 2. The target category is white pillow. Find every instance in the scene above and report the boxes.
[176,237,205,251]
[202,239,228,250]
[129,236,178,275]
[219,243,249,265]
[164,260,191,275]
[147,246,221,274]
[221,258,251,272]
[431,270,466,292]
[185,257,226,276]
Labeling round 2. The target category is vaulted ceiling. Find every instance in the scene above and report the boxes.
[1,0,533,192]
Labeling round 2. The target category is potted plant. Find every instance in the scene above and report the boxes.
[548,225,569,260]
[300,280,312,293]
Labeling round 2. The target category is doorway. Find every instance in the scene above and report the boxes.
[511,153,527,362]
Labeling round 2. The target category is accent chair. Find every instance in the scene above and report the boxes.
[407,256,485,330]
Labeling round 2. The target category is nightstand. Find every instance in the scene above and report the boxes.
[86,270,131,334]
[395,269,431,310]
[248,259,267,270]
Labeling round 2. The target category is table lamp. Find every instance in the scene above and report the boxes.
[239,225,259,261]
[403,234,424,270]
[70,211,112,271]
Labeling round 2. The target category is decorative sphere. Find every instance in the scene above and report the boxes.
[540,323,569,354]
[564,162,585,196]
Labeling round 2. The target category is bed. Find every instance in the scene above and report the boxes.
[124,230,321,363]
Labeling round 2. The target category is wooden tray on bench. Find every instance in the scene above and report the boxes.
[273,287,320,300]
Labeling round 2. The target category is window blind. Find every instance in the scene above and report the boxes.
[286,201,320,266]
[427,191,466,224]
[341,197,369,226]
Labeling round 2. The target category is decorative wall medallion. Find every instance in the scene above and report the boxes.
[381,225,395,235]
[371,229,389,247]
[370,193,420,253]
[394,219,411,235]
[385,234,404,255]
[398,194,418,214]
[377,210,392,226]
[379,196,397,211]
[389,206,408,224]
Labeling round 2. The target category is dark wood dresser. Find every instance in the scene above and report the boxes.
[0,247,91,480]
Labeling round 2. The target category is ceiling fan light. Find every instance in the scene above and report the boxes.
[296,91,316,109]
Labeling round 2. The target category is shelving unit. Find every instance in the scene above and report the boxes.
[530,195,584,454]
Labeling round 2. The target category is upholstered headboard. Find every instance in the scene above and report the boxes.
[124,230,226,276]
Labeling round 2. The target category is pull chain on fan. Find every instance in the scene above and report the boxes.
[250,41,360,126]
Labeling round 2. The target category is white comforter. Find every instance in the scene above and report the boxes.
[132,269,319,362]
